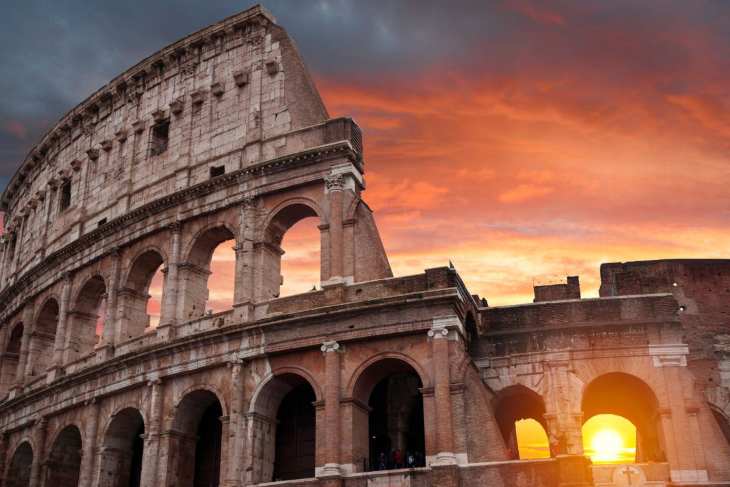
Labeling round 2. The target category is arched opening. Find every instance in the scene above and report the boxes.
[493,385,549,459]
[98,408,145,487]
[582,414,636,464]
[146,264,164,329]
[582,373,664,463]
[46,425,83,487]
[206,239,235,313]
[67,275,106,362]
[352,358,426,471]
[279,217,320,297]
[170,390,223,487]
[6,441,33,487]
[262,204,320,300]
[120,250,165,340]
[28,299,59,376]
[181,227,235,320]
[1,323,23,390]
[250,373,317,483]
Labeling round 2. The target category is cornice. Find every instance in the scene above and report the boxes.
[0,141,358,323]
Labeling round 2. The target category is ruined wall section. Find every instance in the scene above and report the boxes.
[0,5,329,287]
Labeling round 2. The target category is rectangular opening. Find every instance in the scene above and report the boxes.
[150,120,170,156]
[59,180,72,211]
[209,165,225,178]
[98,218,107,227]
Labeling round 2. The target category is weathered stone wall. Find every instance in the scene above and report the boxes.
[0,5,728,487]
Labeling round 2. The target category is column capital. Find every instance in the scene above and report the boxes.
[240,195,257,209]
[321,340,341,353]
[167,220,183,234]
[147,378,163,387]
[428,315,463,341]
[324,174,345,192]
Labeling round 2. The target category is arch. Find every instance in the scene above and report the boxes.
[46,424,83,487]
[179,225,236,320]
[119,249,165,339]
[183,223,237,268]
[581,372,664,462]
[493,385,548,459]
[1,322,24,389]
[6,441,33,487]
[260,198,325,244]
[249,367,323,416]
[248,371,318,482]
[169,388,225,487]
[258,199,325,300]
[28,298,59,375]
[98,407,145,487]
[350,357,426,472]
[346,352,431,399]
[67,275,107,361]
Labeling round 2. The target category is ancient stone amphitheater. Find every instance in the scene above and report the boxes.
[0,5,729,487]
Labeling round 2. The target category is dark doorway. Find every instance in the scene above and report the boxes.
[194,401,223,487]
[46,426,83,487]
[273,384,316,481]
[368,372,425,470]
[99,408,145,487]
[7,442,33,487]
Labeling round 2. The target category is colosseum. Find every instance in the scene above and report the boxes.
[0,5,728,487]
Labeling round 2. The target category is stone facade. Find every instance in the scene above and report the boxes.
[0,5,728,487]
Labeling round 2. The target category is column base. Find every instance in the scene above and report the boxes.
[94,343,115,362]
[556,454,593,487]
[45,365,64,383]
[429,452,458,466]
[316,463,343,478]
[232,302,254,322]
[155,322,176,341]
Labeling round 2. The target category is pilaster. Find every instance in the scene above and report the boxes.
[78,398,101,487]
[318,341,343,481]
[140,378,164,487]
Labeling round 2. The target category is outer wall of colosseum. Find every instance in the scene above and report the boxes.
[0,5,728,487]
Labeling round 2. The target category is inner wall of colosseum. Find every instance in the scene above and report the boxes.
[0,5,729,487]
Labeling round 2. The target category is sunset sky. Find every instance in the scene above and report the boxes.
[3,0,730,304]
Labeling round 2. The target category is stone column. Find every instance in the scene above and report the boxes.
[324,175,344,285]
[28,418,47,487]
[319,341,342,480]
[233,197,256,321]
[17,304,34,386]
[78,399,101,487]
[544,361,584,456]
[104,248,121,349]
[160,222,182,328]
[140,379,164,487]
[51,272,73,370]
[225,360,246,487]
[428,322,456,465]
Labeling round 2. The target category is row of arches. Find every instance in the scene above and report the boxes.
[494,372,664,464]
[2,211,322,387]
[4,357,426,487]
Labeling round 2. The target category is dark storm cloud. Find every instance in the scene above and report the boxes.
[2,0,730,190]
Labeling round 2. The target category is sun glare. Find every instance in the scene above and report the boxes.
[583,414,636,464]
[591,429,623,462]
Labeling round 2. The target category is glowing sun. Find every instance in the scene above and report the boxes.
[591,429,623,462]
